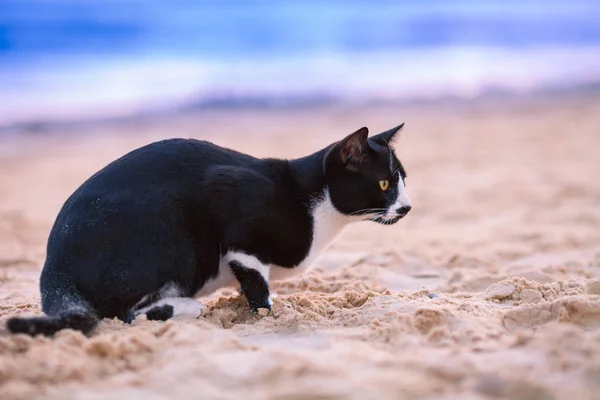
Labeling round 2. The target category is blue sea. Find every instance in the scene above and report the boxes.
[1,0,600,123]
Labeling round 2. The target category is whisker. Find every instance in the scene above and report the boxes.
[349,210,386,216]
[348,207,388,216]
[402,164,431,173]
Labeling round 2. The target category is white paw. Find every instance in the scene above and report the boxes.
[154,297,207,318]
[267,296,274,307]
[174,299,207,318]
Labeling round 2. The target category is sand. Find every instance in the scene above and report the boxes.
[1,95,599,400]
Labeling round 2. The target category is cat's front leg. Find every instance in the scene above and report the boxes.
[226,252,272,313]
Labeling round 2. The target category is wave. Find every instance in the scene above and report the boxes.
[1,45,600,125]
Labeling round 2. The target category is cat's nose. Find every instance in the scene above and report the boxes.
[396,205,412,217]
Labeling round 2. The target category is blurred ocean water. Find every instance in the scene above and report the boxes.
[1,0,600,123]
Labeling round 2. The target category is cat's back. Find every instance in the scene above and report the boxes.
[63,139,258,202]
[84,138,258,191]
[54,138,262,228]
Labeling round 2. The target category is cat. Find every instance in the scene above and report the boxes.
[6,124,411,336]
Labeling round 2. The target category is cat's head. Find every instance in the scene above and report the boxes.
[324,124,411,225]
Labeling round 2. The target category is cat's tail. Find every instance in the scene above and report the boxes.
[7,311,98,336]
[6,289,99,336]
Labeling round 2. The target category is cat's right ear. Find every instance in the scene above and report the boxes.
[371,123,404,149]
[338,127,369,170]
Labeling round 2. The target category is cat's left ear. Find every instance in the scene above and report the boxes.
[371,123,404,148]
[338,127,370,170]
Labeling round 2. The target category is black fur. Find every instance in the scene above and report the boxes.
[229,261,271,312]
[6,124,408,336]
[7,311,98,336]
[145,305,174,321]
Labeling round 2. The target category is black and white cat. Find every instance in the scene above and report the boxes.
[7,124,411,336]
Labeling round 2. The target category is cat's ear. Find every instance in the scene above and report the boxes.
[372,123,404,148]
[339,127,369,169]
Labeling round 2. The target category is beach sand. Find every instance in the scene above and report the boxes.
[1,95,599,399]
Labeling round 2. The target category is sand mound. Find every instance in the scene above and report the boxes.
[482,277,586,305]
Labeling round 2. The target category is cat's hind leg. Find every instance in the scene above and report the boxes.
[131,282,206,321]
[135,297,207,321]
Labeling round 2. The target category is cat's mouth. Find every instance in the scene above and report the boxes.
[369,214,403,225]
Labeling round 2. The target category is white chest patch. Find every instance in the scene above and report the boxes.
[196,189,355,297]
[270,189,353,281]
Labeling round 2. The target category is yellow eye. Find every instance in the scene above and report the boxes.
[379,180,390,191]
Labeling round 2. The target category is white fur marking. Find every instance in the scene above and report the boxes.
[196,262,236,297]
[224,251,270,282]
[197,190,363,292]
[270,189,355,281]
[132,281,181,310]
[386,175,411,218]
[196,251,270,298]
[135,297,206,318]
[160,282,182,298]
